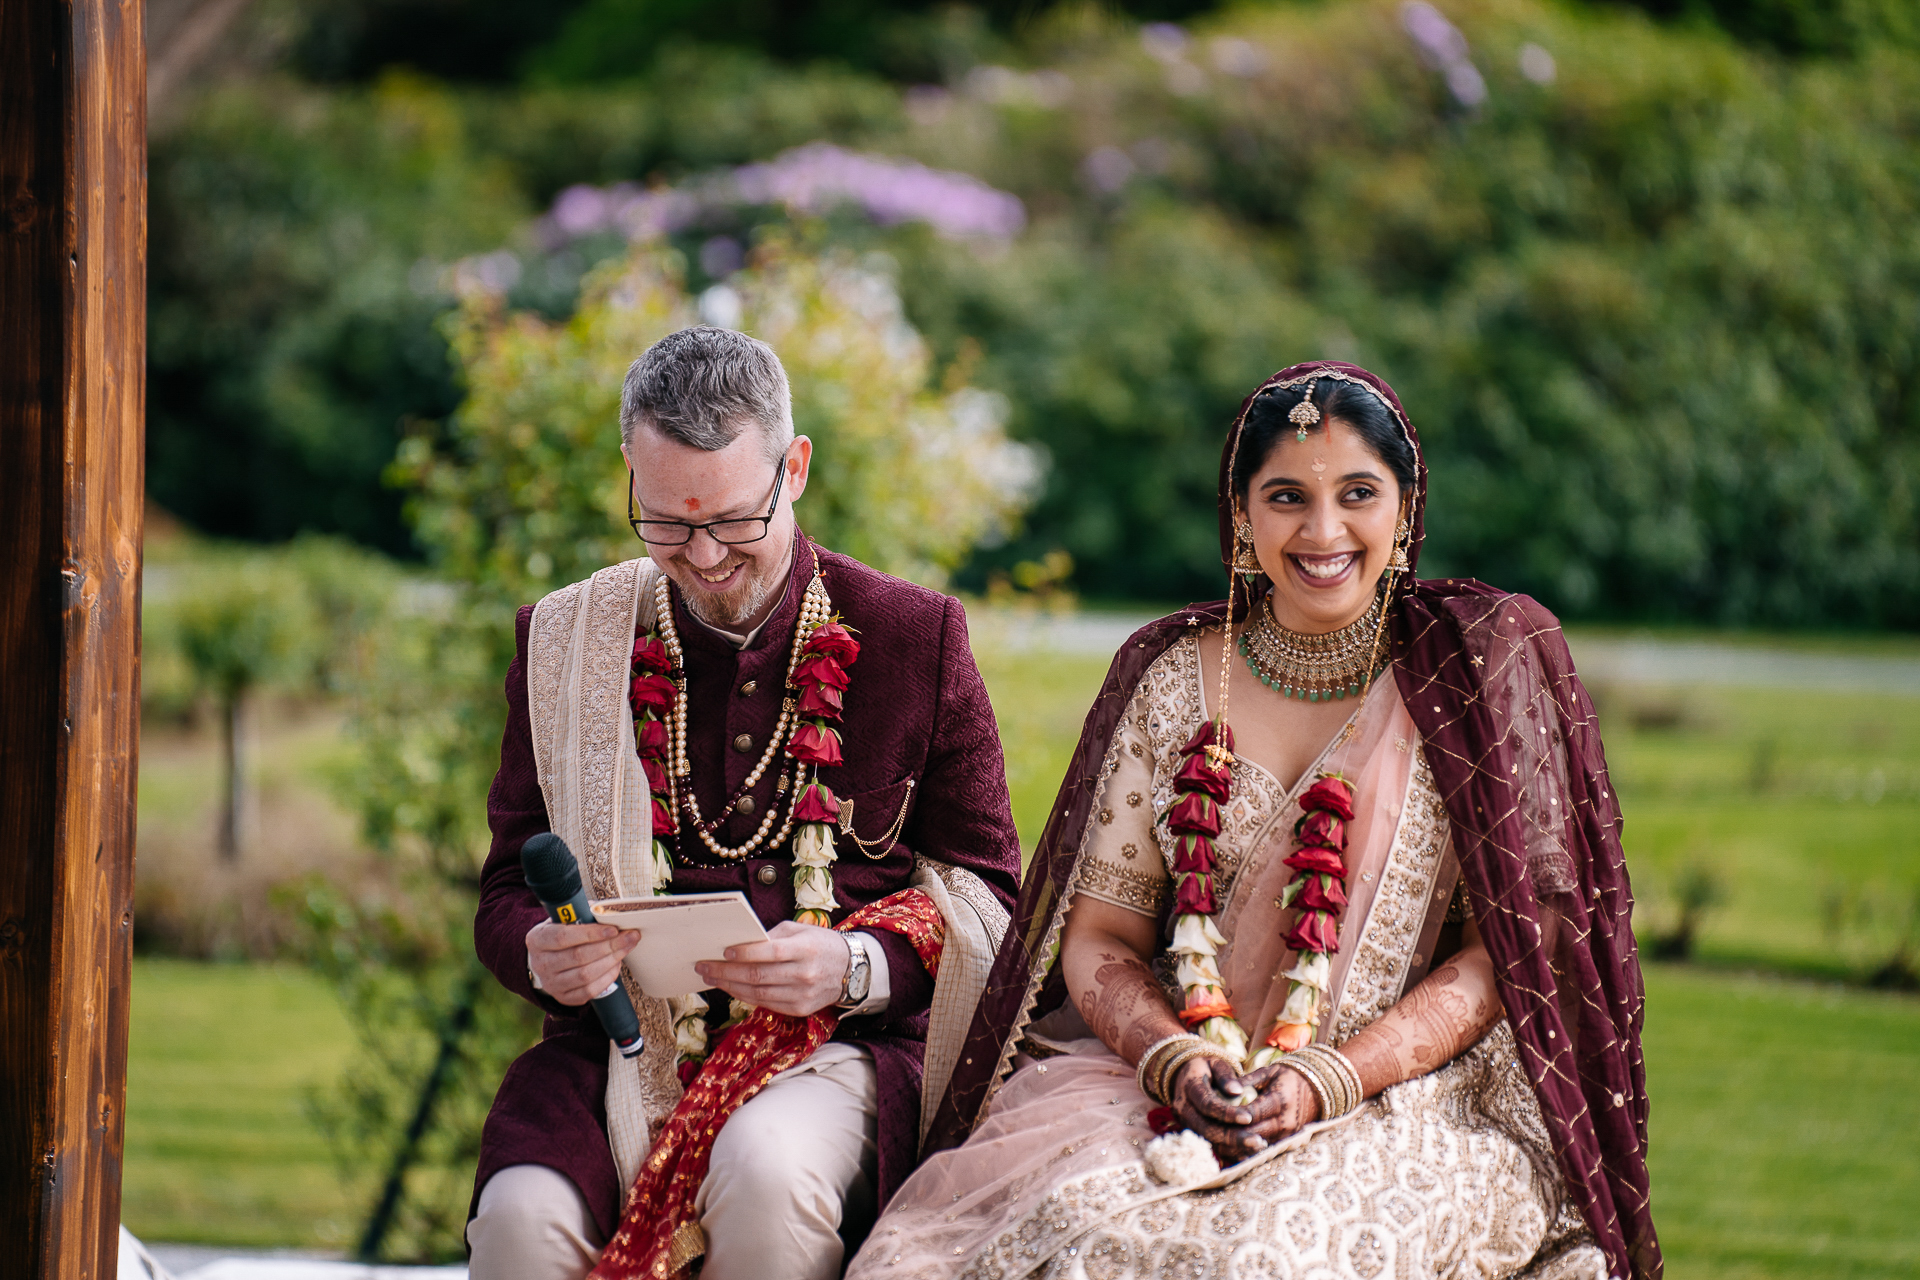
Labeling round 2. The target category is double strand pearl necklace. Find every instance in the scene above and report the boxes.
[1238,591,1384,702]
[653,563,834,862]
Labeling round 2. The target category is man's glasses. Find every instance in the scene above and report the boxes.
[628,456,786,547]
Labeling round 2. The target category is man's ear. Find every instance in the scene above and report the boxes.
[785,436,814,505]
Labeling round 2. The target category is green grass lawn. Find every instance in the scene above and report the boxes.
[1642,965,1920,1279]
[123,959,359,1250]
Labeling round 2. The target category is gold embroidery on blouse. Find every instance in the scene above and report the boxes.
[1076,860,1171,914]
[1127,791,1144,808]
[1121,842,1140,861]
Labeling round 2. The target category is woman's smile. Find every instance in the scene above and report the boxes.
[1288,551,1359,586]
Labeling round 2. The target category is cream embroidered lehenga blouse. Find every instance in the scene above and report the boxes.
[849,636,1606,1280]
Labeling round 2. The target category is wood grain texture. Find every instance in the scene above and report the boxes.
[0,0,146,1277]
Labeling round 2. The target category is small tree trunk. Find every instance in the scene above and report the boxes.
[218,688,245,862]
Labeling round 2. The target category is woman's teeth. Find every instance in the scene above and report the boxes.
[1294,553,1356,580]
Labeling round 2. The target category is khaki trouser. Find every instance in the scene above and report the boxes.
[469,1043,879,1280]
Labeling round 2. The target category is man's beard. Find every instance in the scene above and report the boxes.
[670,541,790,631]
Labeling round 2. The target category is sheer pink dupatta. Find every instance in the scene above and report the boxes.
[1210,675,1425,1049]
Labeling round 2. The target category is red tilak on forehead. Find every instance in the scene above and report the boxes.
[684,497,700,511]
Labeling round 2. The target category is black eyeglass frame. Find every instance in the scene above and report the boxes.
[627,454,787,547]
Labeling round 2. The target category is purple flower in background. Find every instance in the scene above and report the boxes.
[538,144,1026,247]
[731,143,1026,240]
[1400,2,1487,107]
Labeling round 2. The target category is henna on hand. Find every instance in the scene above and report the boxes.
[1340,942,1504,1098]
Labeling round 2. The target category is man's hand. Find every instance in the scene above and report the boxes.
[694,921,850,1017]
[526,921,639,1006]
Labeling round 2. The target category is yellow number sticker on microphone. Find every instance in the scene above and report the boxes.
[556,904,577,924]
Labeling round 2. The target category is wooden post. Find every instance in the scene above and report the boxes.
[0,0,146,1277]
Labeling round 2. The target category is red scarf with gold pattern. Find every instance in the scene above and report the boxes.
[589,889,945,1280]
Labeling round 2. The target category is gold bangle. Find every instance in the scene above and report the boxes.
[1135,1034,1194,1103]
[1278,1057,1332,1121]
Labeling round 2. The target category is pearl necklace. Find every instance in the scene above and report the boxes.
[652,561,834,862]
[1238,592,1383,702]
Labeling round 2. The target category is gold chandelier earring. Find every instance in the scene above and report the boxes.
[1233,520,1263,577]
[1387,516,1412,575]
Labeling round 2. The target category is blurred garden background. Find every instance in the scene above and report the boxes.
[129,0,1918,1274]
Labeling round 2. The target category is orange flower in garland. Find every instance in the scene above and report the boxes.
[1164,720,1249,1059]
[1250,772,1355,1067]
[785,618,860,927]
[628,634,678,894]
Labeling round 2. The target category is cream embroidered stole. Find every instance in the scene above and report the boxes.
[526,556,1011,1193]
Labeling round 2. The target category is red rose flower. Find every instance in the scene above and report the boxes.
[634,718,667,756]
[1284,846,1346,877]
[796,681,844,720]
[1295,874,1349,913]
[1175,872,1217,916]
[642,756,668,792]
[1173,751,1232,802]
[650,795,674,835]
[1295,810,1347,851]
[1298,776,1356,821]
[1165,792,1222,837]
[630,673,676,714]
[791,782,841,825]
[1146,1106,1179,1136]
[788,721,844,767]
[792,652,852,691]
[630,636,671,674]
[1171,833,1217,875]
[1283,909,1341,955]
[1178,718,1235,759]
[801,620,860,665]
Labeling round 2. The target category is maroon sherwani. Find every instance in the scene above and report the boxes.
[472,534,1022,1239]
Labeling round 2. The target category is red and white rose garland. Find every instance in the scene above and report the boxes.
[1164,720,1249,1060]
[1163,721,1358,1070]
[626,589,862,1080]
[1249,773,1354,1067]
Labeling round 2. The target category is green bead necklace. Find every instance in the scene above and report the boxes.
[1239,592,1384,702]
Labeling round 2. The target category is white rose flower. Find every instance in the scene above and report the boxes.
[1175,953,1225,990]
[1200,1016,1249,1060]
[793,823,837,868]
[651,838,676,889]
[1170,913,1227,956]
[794,870,839,912]
[729,997,754,1023]
[1143,1130,1221,1186]
[669,993,709,1058]
[1279,980,1319,1026]
[1282,951,1330,992]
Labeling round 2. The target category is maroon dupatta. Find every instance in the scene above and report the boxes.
[926,362,1660,1280]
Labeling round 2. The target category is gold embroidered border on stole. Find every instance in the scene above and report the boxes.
[527,557,681,1195]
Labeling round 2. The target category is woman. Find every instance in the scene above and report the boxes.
[850,363,1659,1280]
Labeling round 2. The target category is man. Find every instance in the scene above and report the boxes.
[467,325,1021,1280]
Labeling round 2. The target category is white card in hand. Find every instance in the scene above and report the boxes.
[591,891,770,998]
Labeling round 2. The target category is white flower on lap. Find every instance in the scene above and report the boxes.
[1143,1130,1220,1186]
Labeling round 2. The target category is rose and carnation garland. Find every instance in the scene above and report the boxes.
[1161,714,1359,1078]
[626,594,862,1081]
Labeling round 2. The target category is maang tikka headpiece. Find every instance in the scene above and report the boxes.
[1288,380,1322,442]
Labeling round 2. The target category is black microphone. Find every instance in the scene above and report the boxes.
[521,833,644,1059]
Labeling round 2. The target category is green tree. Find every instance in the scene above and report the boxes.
[165,553,318,862]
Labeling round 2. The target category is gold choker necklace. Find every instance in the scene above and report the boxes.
[1238,593,1383,702]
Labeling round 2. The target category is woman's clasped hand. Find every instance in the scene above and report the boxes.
[1167,1055,1318,1157]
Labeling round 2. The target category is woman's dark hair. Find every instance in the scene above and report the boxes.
[1231,378,1418,504]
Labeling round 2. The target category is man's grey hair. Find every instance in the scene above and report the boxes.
[620,326,794,463]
